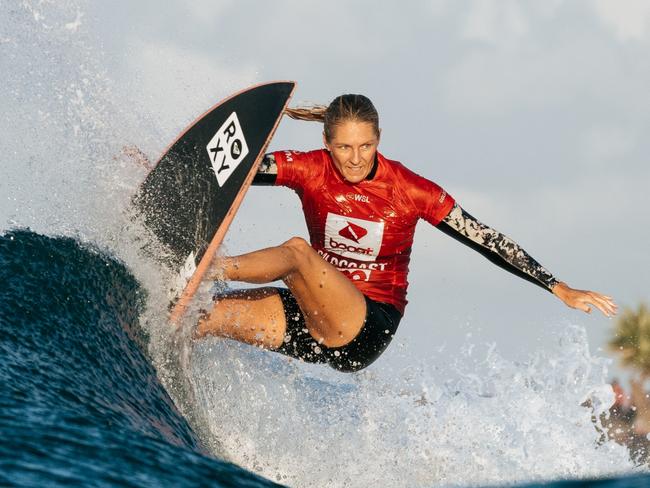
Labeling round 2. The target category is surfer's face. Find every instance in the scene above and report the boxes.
[325,120,380,184]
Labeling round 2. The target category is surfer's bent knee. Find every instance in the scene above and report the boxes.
[281,236,311,253]
[280,236,315,268]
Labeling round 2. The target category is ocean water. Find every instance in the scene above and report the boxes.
[0,229,648,488]
[1,2,649,487]
[0,230,279,487]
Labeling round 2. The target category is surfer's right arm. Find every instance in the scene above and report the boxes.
[252,153,278,186]
[124,146,279,181]
[253,150,321,188]
[437,203,618,317]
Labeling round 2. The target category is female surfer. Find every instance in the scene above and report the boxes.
[195,94,617,372]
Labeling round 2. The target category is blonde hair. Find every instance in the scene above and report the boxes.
[284,94,379,142]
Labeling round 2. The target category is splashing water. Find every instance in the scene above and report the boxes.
[187,324,637,487]
[0,2,646,487]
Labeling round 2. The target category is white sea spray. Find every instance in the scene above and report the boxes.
[188,324,638,488]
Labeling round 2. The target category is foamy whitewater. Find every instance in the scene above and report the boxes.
[1,2,646,487]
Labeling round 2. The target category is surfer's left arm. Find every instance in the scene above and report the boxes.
[437,204,617,317]
[252,153,277,186]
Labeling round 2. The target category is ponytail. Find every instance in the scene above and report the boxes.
[285,94,379,142]
[284,105,327,122]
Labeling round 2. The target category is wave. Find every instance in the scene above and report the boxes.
[0,229,281,487]
[2,230,649,487]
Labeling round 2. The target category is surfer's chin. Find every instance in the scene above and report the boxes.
[342,166,370,183]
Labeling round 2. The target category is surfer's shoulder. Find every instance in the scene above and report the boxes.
[376,153,425,185]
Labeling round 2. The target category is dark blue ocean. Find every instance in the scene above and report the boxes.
[0,230,281,487]
[1,229,648,487]
[2,2,649,485]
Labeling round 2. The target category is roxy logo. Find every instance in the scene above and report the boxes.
[346,193,370,203]
[206,112,250,187]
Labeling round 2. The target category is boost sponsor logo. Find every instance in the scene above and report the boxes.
[206,112,250,187]
[324,213,384,262]
[338,221,367,243]
[329,237,373,256]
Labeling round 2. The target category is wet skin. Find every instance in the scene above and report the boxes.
[324,120,380,183]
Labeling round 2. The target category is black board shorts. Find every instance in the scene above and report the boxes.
[274,288,402,373]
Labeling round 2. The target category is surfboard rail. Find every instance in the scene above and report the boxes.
[132,81,297,324]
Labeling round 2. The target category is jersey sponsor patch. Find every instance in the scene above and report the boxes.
[206,112,250,187]
[324,213,384,262]
[317,249,388,282]
[339,221,367,243]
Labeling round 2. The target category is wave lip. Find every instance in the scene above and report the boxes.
[0,229,283,487]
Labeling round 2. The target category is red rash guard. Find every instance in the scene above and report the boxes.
[273,149,455,315]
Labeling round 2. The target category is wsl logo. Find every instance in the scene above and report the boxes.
[206,112,250,187]
[346,193,370,203]
[324,213,384,262]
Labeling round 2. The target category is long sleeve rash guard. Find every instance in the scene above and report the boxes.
[253,151,559,313]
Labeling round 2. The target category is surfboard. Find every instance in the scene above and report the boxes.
[132,81,296,322]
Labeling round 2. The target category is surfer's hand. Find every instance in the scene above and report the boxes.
[551,282,618,318]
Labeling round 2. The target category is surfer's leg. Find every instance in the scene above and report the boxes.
[194,287,287,349]
[216,237,367,348]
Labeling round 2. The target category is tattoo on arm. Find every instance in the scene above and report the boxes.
[252,153,278,186]
[438,204,559,292]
